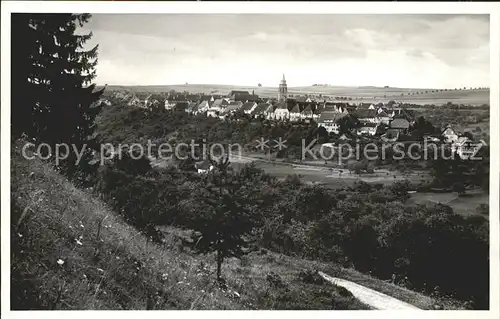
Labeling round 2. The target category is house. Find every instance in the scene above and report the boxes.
[227,90,249,97]
[390,118,410,132]
[274,101,289,120]
[194,100,210,115]
[128,96,141,107]
[354,109,378,123]
[323,102,350,114]
[289,104,302,122]
[392,108,416,124]
[219,103,241,118]
[317,112,345,134]
[241,102,258,115]
[452,137,480,160]
[251,103,271,118]
[207,99,228,117]
[441,126,459,144]
[300,105,314,120]
[263,104,276,120]
[357,122,379,136]
[231,92,259,103]
[195,160,214,174]
[376,110,392,125]
[164,98,177,110]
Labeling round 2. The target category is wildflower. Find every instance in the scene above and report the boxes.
[75,239,83,246]
[162,273,168,280]
[116,256,120,260]
[57,259,64,266]
[17,233,23,238]
[83,274,87,279]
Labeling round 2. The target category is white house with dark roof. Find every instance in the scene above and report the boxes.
[207,99,228,117]
[193,100,210,115]
[354,109,378,123]
[376,109,392,125]
[317,112,346,134]
[300,105,315,120]
[251,103,270,118]
[241,102,258,115]
[274,102,290,120]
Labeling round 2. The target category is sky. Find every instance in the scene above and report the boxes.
[82,14,490,89]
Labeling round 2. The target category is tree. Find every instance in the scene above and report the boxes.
[337,115,360,135]
[12,14,104,180]
[187,154,257,282]
[452,182,466,196]
[411,116,437,140]
[258,83,262,87]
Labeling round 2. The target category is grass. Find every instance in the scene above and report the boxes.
[409,191,489,218]
[10,141,370,310]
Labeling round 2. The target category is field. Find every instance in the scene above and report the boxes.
[229,154,431,189]
[409,191,489,218]
[230,154,488,218]
[104,84,490,106]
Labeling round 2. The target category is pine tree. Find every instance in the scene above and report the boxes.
[11,14,104,180]
[187,153,257,282]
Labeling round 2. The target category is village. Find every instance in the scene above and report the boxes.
[104,74,486,161]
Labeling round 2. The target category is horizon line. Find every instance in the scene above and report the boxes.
[96,83,491,91]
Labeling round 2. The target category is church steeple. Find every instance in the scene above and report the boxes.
[278,74,288,102]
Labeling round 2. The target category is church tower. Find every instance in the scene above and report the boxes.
[278,74,288,102]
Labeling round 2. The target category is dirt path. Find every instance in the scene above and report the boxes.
[318,272,421,310]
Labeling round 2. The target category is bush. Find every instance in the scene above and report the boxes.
[297,269,324,285]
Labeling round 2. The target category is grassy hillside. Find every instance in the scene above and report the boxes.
[101,84,489,106]
[10,141,459,310]
[11,142,369,310]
